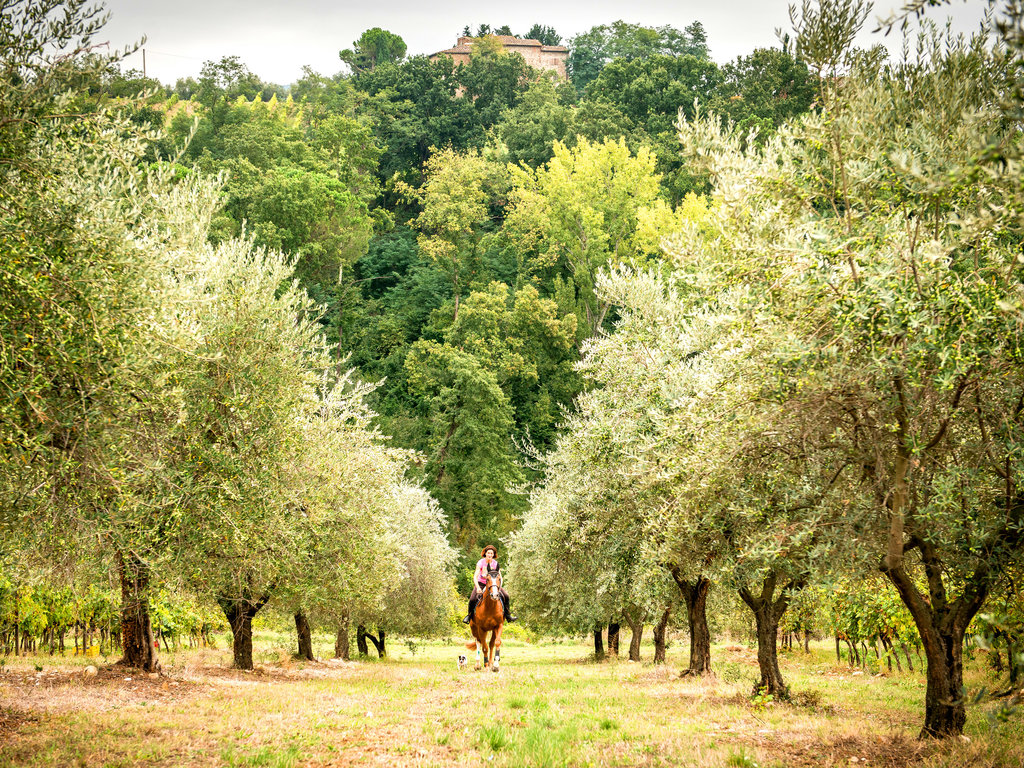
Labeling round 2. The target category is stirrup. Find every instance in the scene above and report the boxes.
[506,614,517,622]
[462,615,471,624]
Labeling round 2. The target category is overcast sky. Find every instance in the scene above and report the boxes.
[96,0,988,86]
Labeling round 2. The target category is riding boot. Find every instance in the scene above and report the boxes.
[463,596,477,624]
[502,594,517,622]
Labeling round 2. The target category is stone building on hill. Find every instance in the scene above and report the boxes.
[430,35,569,80]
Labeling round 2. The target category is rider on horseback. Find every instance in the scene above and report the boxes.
[463,545,517,624]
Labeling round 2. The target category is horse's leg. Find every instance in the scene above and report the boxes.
[492,624,503,672]
[472,628,482,670]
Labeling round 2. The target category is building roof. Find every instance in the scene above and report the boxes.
[482,36,568,51]
[432,35,568,58]
[493,35,538,46]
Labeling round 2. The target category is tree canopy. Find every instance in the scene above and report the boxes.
[340,28,408,73]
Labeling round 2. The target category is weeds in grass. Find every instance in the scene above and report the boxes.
[751,686,775,712]
[530,695,551,712]
[514,725,572,768]
[221,744,300,768]
[478,723,510,751]
[789,689,826,711]
[530,710,557,730]
[715,661,748,684]
[727,750,761,768]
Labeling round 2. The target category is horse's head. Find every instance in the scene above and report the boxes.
[485,573,501,601]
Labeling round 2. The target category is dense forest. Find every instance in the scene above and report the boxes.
[2,0,1023,746]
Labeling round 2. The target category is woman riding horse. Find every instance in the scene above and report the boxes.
[463,545,516,624]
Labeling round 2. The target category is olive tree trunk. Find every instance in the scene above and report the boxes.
[294,611,314,661]
[624,611,644,661]
[593,625,605,660]
[116,552,159,672]
[218,592,272,670]
[653,606,672,664]
[670,568,712,676]
[334,610,350,660]
[882,540,999,738]
[607,621,620,656]
[366,628,386,658]
[738,573,804,699]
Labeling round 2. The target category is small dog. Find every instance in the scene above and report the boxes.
[457,654,468,670]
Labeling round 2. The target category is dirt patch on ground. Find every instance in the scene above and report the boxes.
[195,657,371,683]
[719,644,761,666]
[0,666,202,714]
[0,708,36,743]
[725,731,935,768]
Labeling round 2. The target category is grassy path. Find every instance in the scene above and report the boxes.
[0,637,1020,767]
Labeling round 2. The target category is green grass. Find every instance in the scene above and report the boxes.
[221,745,300,768]
[0,634,1021,767]
[477,722,511,751]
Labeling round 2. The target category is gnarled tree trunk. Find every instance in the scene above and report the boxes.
[356,624,369,657]
[334,610,350,660]
[294,611,314,661]
[653,606,671,664]
[738,573,804,699]
[116,552,159,672]
[670,568,712,676]
[625,611,644,661]
[607,621,620,656]
[882,550,988,737]
[593,625,605,660]
[366,628,386,658]
[218,591,272,670]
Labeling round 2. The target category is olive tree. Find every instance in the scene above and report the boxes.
[669,0,1024,735]
[277,372,412,662]
[567,263,848,691]
[348,483,457,658]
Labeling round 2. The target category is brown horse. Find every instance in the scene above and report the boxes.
[466,573,504,671]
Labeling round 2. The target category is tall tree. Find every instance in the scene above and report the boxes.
[505,137,683,339]
[585,54,723,135]
[340,28,407,73]
[398,147,509,323]
[173,94,381,307]
[524,24,562,46]
[405,282,575,546]
[585,54,724,200]
[567,20,711,94]
[709,47,818,139]
[356,56,480,182]
[495,77,575,168]
[195,56,279,129]
[458,41,532,129]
